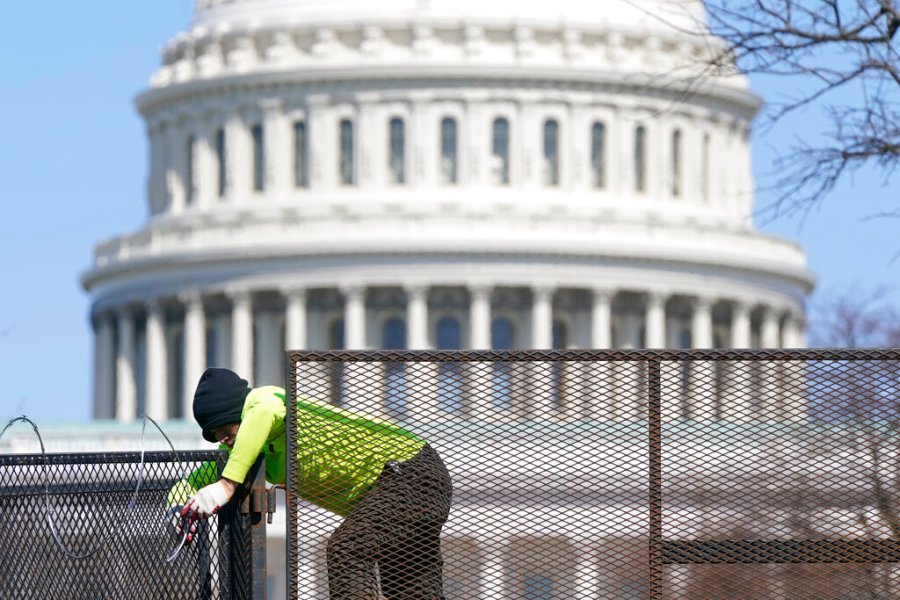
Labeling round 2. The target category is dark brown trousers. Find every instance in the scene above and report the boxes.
[326,445,453,599]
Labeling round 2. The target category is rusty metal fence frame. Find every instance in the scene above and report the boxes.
[0,449,270,599]
[286,348,900,599]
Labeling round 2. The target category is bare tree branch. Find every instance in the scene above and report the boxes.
[702,0,900,219]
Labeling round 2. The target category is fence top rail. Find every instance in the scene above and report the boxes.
[286,348,900,363]
[0,450,224,467]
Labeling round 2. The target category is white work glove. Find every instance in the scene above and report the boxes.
[166,505,198,542]
[181,480,235,521]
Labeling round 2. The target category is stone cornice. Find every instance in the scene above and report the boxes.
[145,19,749,110]
[136,68,760,122]
[80,206,814,296]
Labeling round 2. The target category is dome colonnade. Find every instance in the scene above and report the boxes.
[90,283,804,422]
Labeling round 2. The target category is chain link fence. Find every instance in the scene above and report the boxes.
[0,449,261,599]
[286,349,900,600]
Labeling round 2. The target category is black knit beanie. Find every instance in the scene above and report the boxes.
[192,368,251,443]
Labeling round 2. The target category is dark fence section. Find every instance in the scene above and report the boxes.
[286,349,900,599]
[0,450,262,599]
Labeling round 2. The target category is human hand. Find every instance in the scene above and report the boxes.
[166,505,198,543]
[181,479,236,521]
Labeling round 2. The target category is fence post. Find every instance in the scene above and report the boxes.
[286,351,299,600]
[232,455,269,599]
[648,357,663,600]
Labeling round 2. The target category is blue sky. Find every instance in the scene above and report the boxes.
[1,2,896,424]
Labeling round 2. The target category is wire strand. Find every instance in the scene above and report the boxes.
[0,414,191,562]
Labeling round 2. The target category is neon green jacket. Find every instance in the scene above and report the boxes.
[170,386,425,516]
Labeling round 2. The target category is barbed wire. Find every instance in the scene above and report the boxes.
[0,414,192,562]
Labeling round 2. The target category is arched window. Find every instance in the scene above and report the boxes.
[215,128,226,197]
[543,119,560,186]
[251,124,265,192]
[552,319,568,350]
[702,133,711,201]
[328,318,346,350]
[635,125,646,192]
[672,129,682,197]
[491,117,510,185]
[383,317,408,418]
[389,117,405,184]
[383,316,406,349]
[205,325,218,367]
[492,317,515,349]
[135,321,147,416]
[491,317,515,411]
[294,121,309,188]
[162,131,172,209]
[440,117,458,184]
[437,316,462,350]
[436,316,463,413]
[591,121,606,188]
[339,119,355,185]
[186,135,195,205]
[168,328,185,418]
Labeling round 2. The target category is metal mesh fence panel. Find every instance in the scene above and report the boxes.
[0,450,256,599]
[286,349,900,600]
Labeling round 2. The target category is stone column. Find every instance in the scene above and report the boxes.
[531,286,554,349]
[691,297,713,349]
[780,311,807,421]
[284,288,308,350]
[591,288,612,349]
[263,98,289,198]
[343,286,367,349]
[689,297,715,420]
[761,307,782,423]
[478,547,505,598]
[307,97,330,189]
[782,312,806,348]
[530,286,556,419]
[646,292,667,348]
[724,300,752,421]
[145,298,168,420]
[93,313,116,420]
[731,300,751,348]
[464,98,483,187]
[342,286,382,415]
[116,308,137,422]
[411,97,430,188]
[147,124,163,213]
[406,285,438,419]
[170,126,188,214]
[182,291,207,416]
[761,307,780,348]
[196,119,217,208]
[231,290,254,382]
[574,548,600,599]
[468,285,494,420]
[356,101,377,188]
[590,289,618,420]
[469,286,492,349]
[225,110,249,202]
[406,286,429,350]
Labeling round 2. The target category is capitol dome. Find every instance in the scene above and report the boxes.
[82,0,812,423]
